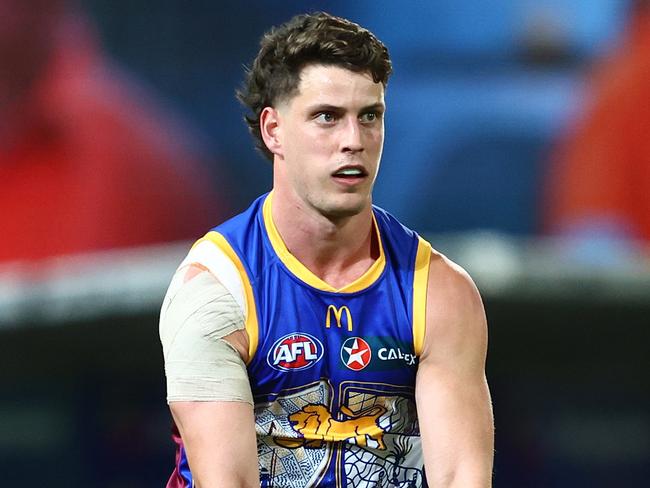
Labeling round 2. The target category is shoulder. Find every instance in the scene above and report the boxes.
[421,248,487,362]
[163,233,248,313]
[371,206,423,264]
[428,249,483,311]
[372,204,418,239]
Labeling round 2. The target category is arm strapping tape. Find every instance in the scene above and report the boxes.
[159,269,253,405]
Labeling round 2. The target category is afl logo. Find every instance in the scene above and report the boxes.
[267,333,324,371]
[340,337,372,371]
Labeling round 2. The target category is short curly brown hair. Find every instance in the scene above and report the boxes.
[237,12,392,161]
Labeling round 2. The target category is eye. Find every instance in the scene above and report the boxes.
[315,112,337,124]
[360,111,381,124]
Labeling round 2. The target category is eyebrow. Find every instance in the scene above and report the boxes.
[307,102,386,114]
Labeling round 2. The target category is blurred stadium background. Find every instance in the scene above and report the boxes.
[1,0,649,486]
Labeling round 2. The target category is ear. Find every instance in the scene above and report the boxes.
[260,106,283,157]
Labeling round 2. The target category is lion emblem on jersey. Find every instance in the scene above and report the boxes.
[276,404,388,450]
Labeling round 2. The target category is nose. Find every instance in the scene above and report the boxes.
[340,117,364,153]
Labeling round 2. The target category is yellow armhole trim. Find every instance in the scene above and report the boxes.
[413,236,432,357]
[262,191,386,293]
[199,231,259,364]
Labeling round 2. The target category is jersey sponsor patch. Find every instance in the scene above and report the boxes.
[338,337,418,372]
[340,337,372,371]
[377,345,416,366]
[267,333,324,371]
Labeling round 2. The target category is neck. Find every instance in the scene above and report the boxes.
[270,188,378,289]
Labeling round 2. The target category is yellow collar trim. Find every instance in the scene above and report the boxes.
[262,192,386,293]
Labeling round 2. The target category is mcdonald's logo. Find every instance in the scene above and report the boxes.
[325,305,353,332]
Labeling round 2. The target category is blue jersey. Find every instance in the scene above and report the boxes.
[170,192,432,487]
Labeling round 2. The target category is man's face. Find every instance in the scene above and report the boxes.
[273,64,385,220]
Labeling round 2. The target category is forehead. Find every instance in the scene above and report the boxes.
[289,64,385,108]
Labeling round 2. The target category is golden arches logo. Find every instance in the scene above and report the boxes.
[325,305,353,332]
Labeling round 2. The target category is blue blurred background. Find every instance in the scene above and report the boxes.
[1,1,649,486]
[87,0,626,234]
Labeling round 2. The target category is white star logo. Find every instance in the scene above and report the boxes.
[341,337,372,370]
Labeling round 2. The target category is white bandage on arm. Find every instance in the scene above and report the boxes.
[159,269,253,405]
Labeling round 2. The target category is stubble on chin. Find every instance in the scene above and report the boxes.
[315,194,370,222]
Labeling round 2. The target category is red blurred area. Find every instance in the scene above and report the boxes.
[0,2,229,262]
[544,3,650,243]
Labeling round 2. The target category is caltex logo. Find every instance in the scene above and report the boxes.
[267,333,324,371]
[340,337,372,371]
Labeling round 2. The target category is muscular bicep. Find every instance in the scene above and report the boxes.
[416,253,493,487]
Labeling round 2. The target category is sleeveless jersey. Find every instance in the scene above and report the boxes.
[169,192,432,487]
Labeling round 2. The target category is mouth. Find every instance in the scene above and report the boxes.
[331,165,369,182]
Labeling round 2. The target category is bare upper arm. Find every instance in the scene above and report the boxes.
[161,262,258,487]
[419,252,488,372]
[415,250,493,486]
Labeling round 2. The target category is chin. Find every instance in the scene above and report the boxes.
[319,196,368,220]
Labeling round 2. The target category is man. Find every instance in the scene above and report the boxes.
[160,12,493,487]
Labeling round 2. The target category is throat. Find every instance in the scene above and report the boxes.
[267,191,382,290]
[313,255,378,290]
[294,222,381,290]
